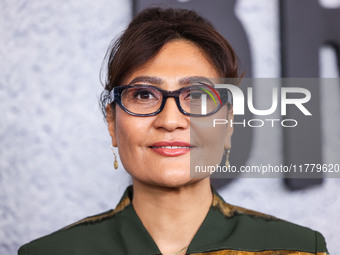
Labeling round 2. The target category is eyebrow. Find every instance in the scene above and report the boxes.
[128,76,215,86]
[128,76,163,85]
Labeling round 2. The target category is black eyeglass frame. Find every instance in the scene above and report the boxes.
[107,84,233,117]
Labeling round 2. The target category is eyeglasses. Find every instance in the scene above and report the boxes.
[107,83,232,117]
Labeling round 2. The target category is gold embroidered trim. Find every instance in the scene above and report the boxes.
[62,196,131,229]
[191,249,328,255]
[212,193,278,220]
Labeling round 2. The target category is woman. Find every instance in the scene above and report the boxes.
[18,7,328,255]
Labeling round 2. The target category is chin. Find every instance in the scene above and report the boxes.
[156,170,204,188]
[130,164,207,189]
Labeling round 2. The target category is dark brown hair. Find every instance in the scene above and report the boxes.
[100,7,241,120]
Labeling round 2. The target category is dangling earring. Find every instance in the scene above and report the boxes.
[225,149,231,168]
[110,145,118,170]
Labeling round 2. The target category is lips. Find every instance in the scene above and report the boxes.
[149,141,193,157]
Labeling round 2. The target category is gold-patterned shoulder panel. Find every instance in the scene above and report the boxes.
[192,249,328,255]
[212,193,279,221]
[62,195,131,230]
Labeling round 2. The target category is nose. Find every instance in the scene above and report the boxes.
[152,97,189,131]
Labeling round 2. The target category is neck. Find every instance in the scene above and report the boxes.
[131,179,213,254]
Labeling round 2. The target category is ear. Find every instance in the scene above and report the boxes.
[106,105,117,147]
[224,107,234,149]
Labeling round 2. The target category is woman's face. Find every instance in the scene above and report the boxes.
[107,40,233,188]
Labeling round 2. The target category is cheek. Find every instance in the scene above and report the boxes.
[192,106,228,145]
[190,108,228,167]
[115,110,152,165]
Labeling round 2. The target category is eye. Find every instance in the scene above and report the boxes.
[134,89,157,100]
[189,92,204,100]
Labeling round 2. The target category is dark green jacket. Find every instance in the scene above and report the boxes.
[18,186,329,255]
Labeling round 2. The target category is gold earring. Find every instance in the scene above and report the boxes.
[110,145,118,170]
[225,149,231,168]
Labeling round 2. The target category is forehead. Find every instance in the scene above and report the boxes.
[122,40,220,86]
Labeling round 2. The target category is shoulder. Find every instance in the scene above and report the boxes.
[18,196,131,255]
[209,192,329,254]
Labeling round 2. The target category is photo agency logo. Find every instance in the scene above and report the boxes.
[201,84,312,128]
[190,78,340,178]
[198,84,223,115]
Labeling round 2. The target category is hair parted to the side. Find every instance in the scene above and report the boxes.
[100,7,242,121]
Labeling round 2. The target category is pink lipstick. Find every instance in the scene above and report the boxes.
[149,141,193,157]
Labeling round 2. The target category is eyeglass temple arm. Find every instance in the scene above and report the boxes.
[106,89,116,106]
[218,89,233,105]
[227,90,233,105]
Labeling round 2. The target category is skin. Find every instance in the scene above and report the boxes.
[106,40,233,254]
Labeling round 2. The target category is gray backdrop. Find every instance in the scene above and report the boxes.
[0,0,339,254]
